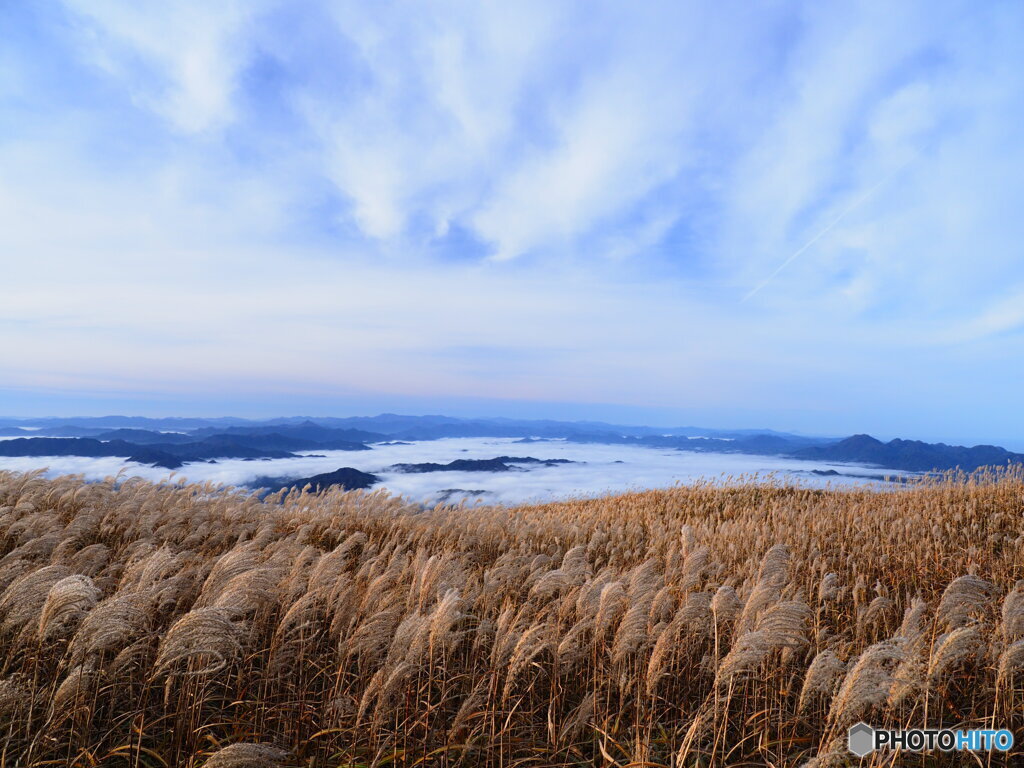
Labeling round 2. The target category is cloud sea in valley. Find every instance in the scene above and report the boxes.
[0,437,912,506]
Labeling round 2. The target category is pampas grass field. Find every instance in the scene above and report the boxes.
[0,468,1022,766]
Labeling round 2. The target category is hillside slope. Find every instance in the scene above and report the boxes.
[0,470,1022,766]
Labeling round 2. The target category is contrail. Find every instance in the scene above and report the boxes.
[741,160,911,303]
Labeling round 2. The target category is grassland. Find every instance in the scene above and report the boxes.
[0,468,1022,766]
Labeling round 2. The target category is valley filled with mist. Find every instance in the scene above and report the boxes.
[3,413,1014,505]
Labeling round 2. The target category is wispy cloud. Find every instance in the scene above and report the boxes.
[59,0,263,133]
[939,287,1024,344]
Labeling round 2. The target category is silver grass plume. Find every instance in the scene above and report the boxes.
[736,579,781,634]
[559,691,596,744]
[51,662,101,718]
[556,618,591,668]
[645,620,678,694]
[210,566,282,618]
[857,595,896,639]
[717,601,810,684]
[66,543,111,577]
[798,650,846,712]
[928,625,982,684]
[154,607,244,678]
[829,638,905,727]
[679,546,709,593]
[196,546,263,606]
[757,544,790,585]
[529,568,573,600]
[936,574,994,630]
[817,572,840,603]
[203,743,290,768]
[69,591,151,664]
[427,587,464,656]
[627,559,663,603]
[503,623,551,697]
[996,639,1024,689]
[678,591,714,642]
[898,597,929,642]
[888,598,931,707]
[38,574,101,641]
[594,581,628,641]
[1000,580,1024,643]
[0,564,72,638]
[449,678,490,740]
[711,585,741,626]
[0,674,28,719]
[611,591,655,664]
[650,584,677,625]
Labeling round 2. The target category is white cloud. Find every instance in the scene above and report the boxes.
[60,0,263,133]
[281,1,560,241]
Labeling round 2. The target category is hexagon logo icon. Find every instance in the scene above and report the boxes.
[848,722,875,757]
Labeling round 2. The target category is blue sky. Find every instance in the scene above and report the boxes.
[2,1,1024,444]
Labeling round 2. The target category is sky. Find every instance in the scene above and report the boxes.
[2,1,1024,445]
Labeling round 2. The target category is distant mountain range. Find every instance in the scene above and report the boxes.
[0,426,369,469]
[0,414,1021,474]
[0,414,805,442]
[792,434,1024,473]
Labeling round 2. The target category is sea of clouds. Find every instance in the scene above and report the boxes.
[0,437,909,506]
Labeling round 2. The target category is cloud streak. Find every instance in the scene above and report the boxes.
[741,159,914,302]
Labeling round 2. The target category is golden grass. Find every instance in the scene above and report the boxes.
[0,467,1022,766]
